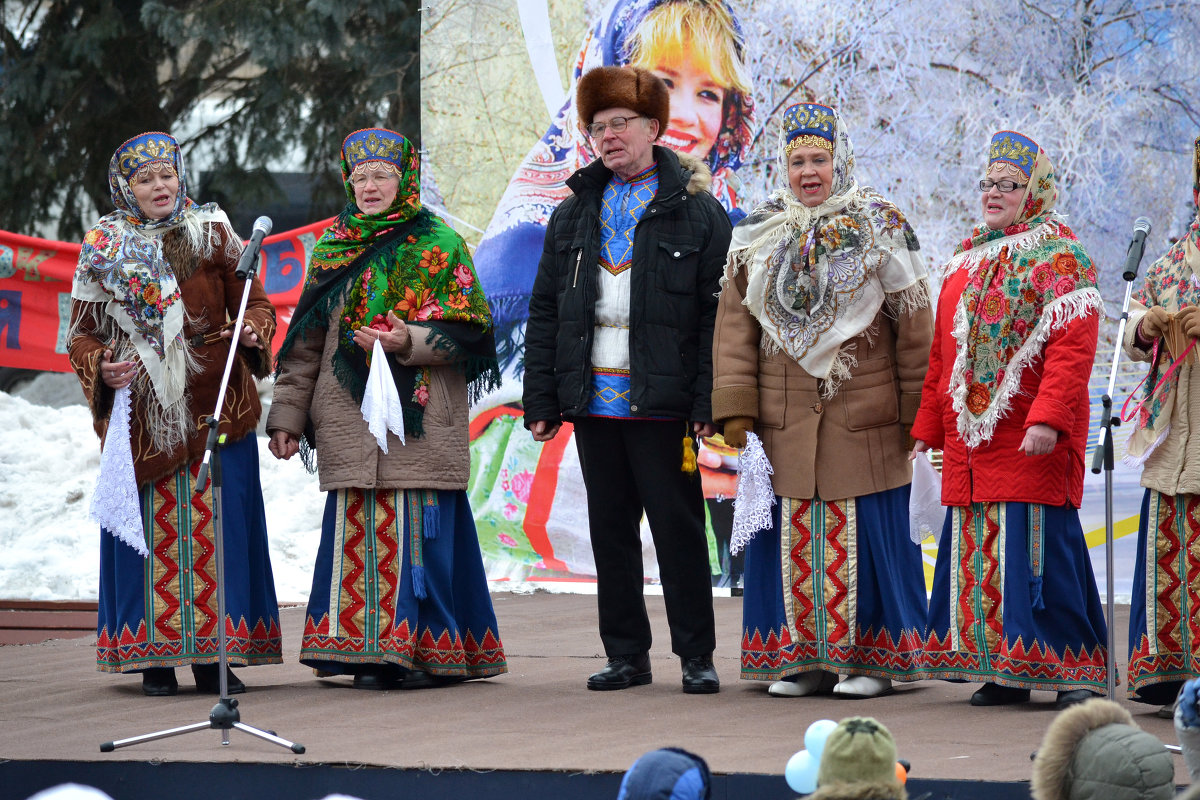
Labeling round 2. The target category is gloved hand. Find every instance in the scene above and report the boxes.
[1138,306,1171,341]
[1180,678,1200,729]
[722,416,755,449]
[1178,305,1200,340]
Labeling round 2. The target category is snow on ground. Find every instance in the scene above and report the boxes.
[0,382,324,603]
[0,372,1145,604]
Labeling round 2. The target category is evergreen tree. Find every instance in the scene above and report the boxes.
[0,0,420,238]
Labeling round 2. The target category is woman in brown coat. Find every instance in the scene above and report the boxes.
[712,104,932,699]
[267,128,506,690]
[69,132,282,697]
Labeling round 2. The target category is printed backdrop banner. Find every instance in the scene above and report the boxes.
[0,219,333,373]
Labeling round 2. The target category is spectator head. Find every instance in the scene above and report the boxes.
[26,785,114,800]
[617,747,711,800]
[810,717,906,800]
[1031,697,1174,800]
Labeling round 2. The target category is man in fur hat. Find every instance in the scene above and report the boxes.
[523,65,731,693]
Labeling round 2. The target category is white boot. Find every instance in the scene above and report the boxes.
[832,675,893,698]
[768,670,839,697]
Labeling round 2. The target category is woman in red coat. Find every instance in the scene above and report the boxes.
[912,131,1108,709]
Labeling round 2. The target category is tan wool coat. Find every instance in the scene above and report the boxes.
[266,304,471,492]
[1124,297,1200,497]
[712,264,933,501]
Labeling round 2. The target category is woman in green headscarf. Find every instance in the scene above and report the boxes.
[267,127,506,690]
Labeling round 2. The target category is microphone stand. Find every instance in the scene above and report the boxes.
[100,231,303,754]
[1089,278,1131,704]
[1091,232,1192,759]
[1089,219,1148,705]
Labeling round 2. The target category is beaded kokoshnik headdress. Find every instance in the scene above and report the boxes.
[782,103,836,156]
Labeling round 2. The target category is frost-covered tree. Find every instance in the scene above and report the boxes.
[737,0,1200,303]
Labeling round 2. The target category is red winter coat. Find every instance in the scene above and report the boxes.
[911,266,1098,508]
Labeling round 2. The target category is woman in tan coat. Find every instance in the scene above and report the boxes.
[712,104,932,699]
[1122,134,1200,714]
[268,128,505,690]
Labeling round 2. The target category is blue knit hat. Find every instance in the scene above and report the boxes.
[617,747,712,800]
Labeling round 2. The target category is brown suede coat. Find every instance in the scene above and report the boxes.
[265,304,471,492]
[711,263,933,501]
[68,223,275,487]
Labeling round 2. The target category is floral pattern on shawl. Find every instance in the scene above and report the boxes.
[341,226,494,411]
[1125,210,1200,463]
[726,105,927,396]
[947,140,1103,448]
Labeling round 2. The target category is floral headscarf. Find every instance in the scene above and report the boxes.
[945,131,1103,448]
[473,0,756,362]
[305,127,424,274]
[1124,133,1200,464]
[71,132,233,451]
[725,104,927,397]
[276,127,499,452]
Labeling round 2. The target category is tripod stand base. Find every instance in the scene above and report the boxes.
[100,697,305,754]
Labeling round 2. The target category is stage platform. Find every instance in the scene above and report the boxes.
[0,593,1188,799]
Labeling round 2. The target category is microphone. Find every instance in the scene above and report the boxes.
[1121,216,1152,281]
[235,216,273,279]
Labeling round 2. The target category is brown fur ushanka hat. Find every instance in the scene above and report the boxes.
[576,66,669,139]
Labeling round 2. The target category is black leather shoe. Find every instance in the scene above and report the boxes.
[192,663,246,695]
[399,670,435,690]
[587,654,652,690]
[353,665,399,691]
[400,670,470,690]
[681,655,720,694]
[141,667,178,696]
[969,682,1030,706]
[1056,689,1102,710]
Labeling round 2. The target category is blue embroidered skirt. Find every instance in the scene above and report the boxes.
[920,502,1108,692]
[300,488,507,678]
[96,434,282,672]
[1128,488,1200,703]
[740,485,928,681]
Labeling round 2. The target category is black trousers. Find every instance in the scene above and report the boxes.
[573,417,716,658]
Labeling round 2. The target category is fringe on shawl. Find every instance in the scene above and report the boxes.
[1122,425,1171,468]
[67,302,201,455]
[941,223,1056,280]
[424,325,503,407]
[950,288,1104,448]
[758,317,884,400]
[885,282,933,318]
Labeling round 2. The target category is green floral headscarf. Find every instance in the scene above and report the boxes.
[276,128,499,456]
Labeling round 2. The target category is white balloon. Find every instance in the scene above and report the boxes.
[784,749,818,794]
[804,718,839,760]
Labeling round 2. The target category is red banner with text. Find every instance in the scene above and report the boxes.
[0,219,333,372]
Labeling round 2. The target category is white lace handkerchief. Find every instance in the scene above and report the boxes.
[731,431,776,555]
[90,385,148,556]
[361,338,406,453]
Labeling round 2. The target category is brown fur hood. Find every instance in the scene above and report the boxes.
[1030,698,1174,800]
[677,151,713,197]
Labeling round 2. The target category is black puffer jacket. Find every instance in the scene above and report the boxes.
[523,146,731,425]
